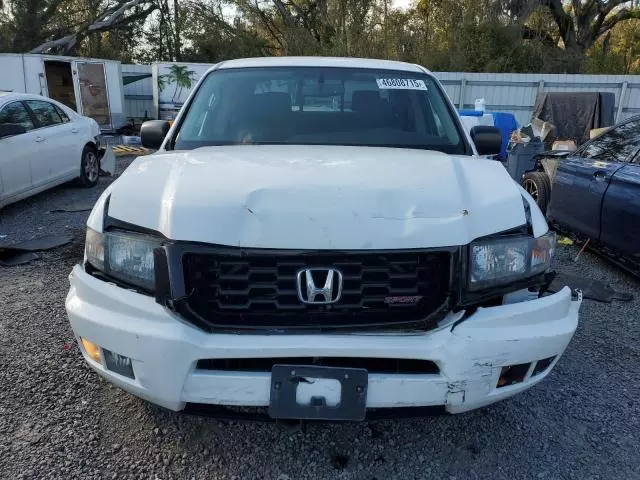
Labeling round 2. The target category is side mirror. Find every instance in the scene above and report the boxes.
[140,120,171,149]
[0,123,27,139]
[470,125,502,156]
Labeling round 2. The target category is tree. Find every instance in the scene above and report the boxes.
[2,0,639,75]
[585,17,640,73]
[157,73,168,92]
[233,0,337,55]
[539,0,640,53]
[165,64,195,101]
[1,0,156,55]
[176,0,270,61]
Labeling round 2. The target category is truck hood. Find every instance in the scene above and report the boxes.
[102,145,531,249]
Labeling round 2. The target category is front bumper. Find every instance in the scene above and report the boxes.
[66,265,580,416]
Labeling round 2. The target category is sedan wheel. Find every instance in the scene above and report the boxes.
[521,171,551,214]
[523,178,538,200]
[78,146,100,188]
[85,151,99,183]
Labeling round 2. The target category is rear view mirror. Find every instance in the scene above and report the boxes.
[470,126,502,156]
[0,123,27,139]
[140,120,171,149]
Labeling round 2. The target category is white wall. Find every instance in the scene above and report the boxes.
[0,55,28,93]
[103,60,126,128]
[23,55,47,95]
[0,54,46,95]
[122,64,154,120]
[0,54,128,129]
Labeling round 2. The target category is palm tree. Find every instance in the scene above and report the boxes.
[167,65,195,103]
[176,70,196,102]
[157,74,168,92]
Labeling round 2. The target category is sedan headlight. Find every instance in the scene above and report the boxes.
[85,228,162,291]
[469,231,555,291]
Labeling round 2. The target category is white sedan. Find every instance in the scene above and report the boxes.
[0,92,103,209]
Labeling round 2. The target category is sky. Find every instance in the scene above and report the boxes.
[393,0,412,9]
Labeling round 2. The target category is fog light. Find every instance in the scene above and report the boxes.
[80,338,101,363]
[531,356,556,376]
[103,348,135,379]
[497,363,531,388]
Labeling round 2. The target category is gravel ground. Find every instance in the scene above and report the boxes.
[0,157,134,245]
[1,158,639,479]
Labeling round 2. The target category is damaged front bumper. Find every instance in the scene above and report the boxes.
[66,265,581,417]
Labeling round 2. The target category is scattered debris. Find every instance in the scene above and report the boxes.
[530,117,557,144]
[122,135,142,145]
[100,146,116,176]
[111,145,151,156]
[533,92,615,145]
[0,234,73,267]
[551,140,577,152]
[549,272,633,303]
[574,238,591,262]
[0,251,39,267]
[49,202,94,213]
[509,118,556,147]
[557,236,574,246]
[590,127,611,139]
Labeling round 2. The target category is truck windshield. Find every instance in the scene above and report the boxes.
[174,67,468,154]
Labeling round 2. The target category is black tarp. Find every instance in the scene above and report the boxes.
[532,92,616,145]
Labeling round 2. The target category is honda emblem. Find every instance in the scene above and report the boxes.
[296,268,343,304]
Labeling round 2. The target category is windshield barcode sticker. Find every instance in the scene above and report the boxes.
[376,78,427,90]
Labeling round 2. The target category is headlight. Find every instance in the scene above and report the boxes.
[85,228,161,291]
[469,231,555,291]
[85,228,105,271]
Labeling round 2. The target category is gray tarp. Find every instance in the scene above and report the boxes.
[532,92,615,145]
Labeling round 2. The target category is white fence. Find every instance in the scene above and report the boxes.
[121,64,640,126]
[435,72,640,126]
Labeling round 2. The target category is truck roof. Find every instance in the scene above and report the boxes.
[216,56,430,74]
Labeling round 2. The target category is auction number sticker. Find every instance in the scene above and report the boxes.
[376,78,427,90]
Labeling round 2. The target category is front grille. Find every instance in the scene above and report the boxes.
[181,250,452,329]
[196,357,440,374]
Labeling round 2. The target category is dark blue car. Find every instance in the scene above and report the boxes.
[547,115,640,264]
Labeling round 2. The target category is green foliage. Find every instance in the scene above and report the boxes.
[0,0,639,74]
[165,64,195,100]
[0,0,151,56]
[584,19,640,74]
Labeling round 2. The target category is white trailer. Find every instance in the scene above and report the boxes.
[151,62,216,120]
[0,53,126,132]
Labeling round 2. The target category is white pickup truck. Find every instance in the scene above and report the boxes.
[66,57,581,421]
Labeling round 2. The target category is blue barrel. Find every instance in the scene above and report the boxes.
[491,112,519,161]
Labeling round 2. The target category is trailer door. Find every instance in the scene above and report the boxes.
[72,61,112,129]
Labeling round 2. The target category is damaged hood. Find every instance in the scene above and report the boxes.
[103,145,531,249]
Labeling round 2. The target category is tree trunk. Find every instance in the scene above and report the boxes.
[29,0,154,54]
[340,0,347,55]
[174,0,181,61]
[172,82,179,102]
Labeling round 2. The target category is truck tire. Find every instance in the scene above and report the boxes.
[522,171,551,213]
[78,145,100,188]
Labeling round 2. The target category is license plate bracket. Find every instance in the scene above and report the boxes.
[269,365,368,421]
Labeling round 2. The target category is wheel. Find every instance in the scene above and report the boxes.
[78,145,100,188]
[522,171,551,213]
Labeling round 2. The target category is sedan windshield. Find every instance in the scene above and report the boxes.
[174,67,469,154]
